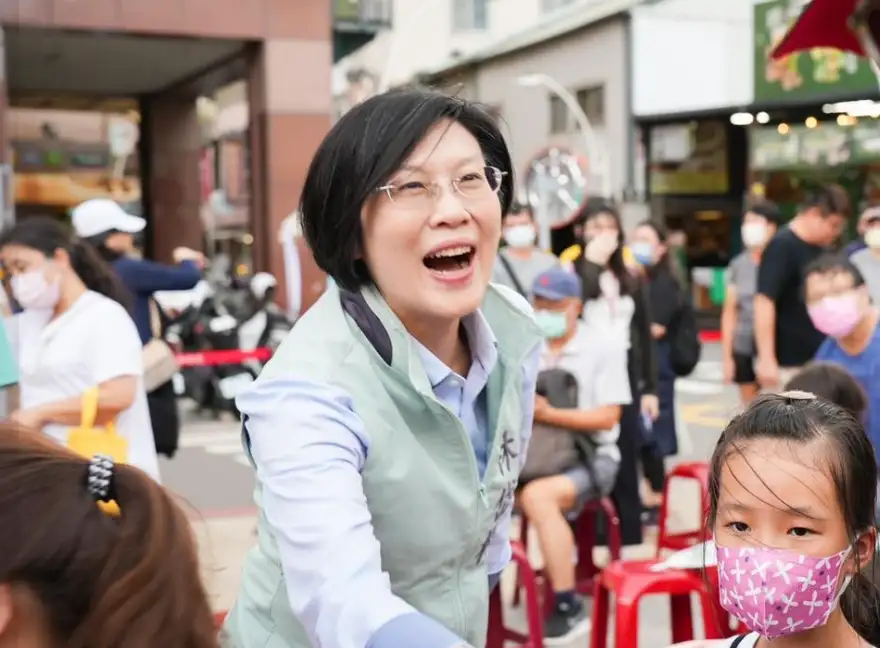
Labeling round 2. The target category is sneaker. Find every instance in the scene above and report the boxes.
[543,601,591,646]
[641,505,661,527]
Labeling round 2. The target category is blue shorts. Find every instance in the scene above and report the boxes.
[563,452,619,519]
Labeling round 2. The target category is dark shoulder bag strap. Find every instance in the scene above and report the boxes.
[730,635,749,648]
[497,252,529,298]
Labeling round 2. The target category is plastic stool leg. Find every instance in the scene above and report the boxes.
[670,593,695,643]
[487,589,505,648]
[613,597,641,648]
[588,579,609,648]
[518,557,545,648]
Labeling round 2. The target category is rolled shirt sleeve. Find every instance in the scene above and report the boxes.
[237,375,466,648]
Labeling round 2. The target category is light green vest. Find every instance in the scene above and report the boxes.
[222,284,540,648]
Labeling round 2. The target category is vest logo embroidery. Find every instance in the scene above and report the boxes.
[498,428,518,474]
[477,426,519,566]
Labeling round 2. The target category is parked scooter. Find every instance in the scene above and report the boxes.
[166,272,291,417]
[237,273,293,373]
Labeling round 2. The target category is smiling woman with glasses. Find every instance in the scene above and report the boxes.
[221,88,542,648]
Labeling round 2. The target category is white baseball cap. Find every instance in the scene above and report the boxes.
[71,199,146,238]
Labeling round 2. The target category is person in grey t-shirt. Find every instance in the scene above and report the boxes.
[491,203,558,299]
[721,202,779,406]
[849,209,880,305]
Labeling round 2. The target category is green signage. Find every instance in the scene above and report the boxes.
[750,122,880,170]
[754,0,878,102]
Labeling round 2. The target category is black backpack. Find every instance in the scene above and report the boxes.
[668,294,701,377]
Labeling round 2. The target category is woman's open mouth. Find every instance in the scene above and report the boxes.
[423,245,477,281]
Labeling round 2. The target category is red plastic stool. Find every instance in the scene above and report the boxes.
[513,496,622,611]
[486,541,544,648]
[656,462,710,556]
[589,560,723,648]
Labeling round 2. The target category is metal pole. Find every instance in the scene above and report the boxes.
[528,74,611,199]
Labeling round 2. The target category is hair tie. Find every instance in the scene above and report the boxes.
[779,390,817,401]
[87,454,116,503]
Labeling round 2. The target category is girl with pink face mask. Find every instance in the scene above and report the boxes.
[703,393,880,648]
[806,254,880,462]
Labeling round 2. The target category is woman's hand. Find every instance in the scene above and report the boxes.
[173,247,206,268]
[641,394,660,421]
[534,395,551,417]
[650,323,667,340]
[722,355,735,384]
[584,232,618,265]
[10,408,45,430]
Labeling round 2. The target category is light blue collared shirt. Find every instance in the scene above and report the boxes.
[238,308,540,648]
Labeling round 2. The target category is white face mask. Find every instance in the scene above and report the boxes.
[11,268,61,311]
[503,224,536,249]
[865,228,880,249]
[741,222,768,249]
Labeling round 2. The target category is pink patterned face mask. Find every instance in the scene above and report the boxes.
[716,544,852,639]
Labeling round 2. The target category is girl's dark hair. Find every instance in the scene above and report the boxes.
[575,198,636,297]
[84,233,126,264]
[299,87,515,290]
[708,393,880,643]
[785,362,868,421]
[0,424,217,648]
[0,217,130,309]
[635,219,673,277]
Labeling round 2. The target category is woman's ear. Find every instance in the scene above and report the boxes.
[51,247,72,270]
[853,527,877,572]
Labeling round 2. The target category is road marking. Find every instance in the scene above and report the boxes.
[680,403,730,428]
[675,379,725,395]
[179,430,242,448]
[179,428,252,466]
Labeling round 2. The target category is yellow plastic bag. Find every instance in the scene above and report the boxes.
[67,387,127,515]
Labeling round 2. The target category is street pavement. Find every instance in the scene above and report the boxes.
[165,342,742,645]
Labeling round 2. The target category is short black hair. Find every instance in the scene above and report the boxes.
[799,184,852,220]
[503,202,533,222]
[784,362,868,421]
[804,252,865,287]
[299,87,515,290]
[747,200,781,225]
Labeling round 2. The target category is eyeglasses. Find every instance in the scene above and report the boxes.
[377,166,506,210]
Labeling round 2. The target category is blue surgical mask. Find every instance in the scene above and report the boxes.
[535,309,568,339]
[630,242,655,266]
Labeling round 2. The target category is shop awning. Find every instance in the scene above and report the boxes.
[771,0,864,59]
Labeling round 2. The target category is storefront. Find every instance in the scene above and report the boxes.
[641,118,748,314]
[13,133,141,221]
[745,0,880,236]
[630,0,754,316]
[200,132,254,278]
[749,120,880,240]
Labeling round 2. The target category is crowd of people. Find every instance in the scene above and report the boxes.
[0,87,878,648]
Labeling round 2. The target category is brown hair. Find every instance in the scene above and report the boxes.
[0,424,218,648]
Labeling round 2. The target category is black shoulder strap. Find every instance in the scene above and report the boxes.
[730,635,749,648]
[498,252,528,298]
[338,289,393,366]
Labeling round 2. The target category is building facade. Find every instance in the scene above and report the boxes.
[332,0,585,115]
[0,0,389,312]
[421,0,639,206]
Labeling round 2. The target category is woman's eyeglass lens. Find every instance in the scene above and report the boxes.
[379,166,505,209]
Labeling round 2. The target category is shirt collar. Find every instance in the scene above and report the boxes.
[413,310,499,388]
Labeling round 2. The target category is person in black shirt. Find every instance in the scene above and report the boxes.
[629,219,686,523]
[755,185,850,389]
